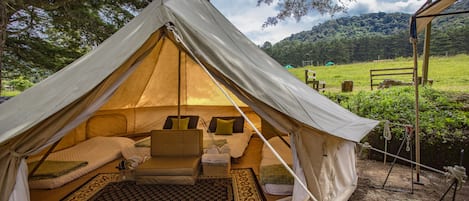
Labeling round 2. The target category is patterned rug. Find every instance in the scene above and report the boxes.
[61,168,265,201]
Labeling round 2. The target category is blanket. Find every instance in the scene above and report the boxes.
[28,160,88,180]
[260,164,294,185]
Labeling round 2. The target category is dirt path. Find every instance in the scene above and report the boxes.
[350,159,468,201]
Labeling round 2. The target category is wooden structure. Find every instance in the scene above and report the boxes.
[341,80,353,92]
[369,67,414,90]
[305,70,326,91]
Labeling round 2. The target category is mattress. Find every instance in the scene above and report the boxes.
[203,128,252,158]
[260,136,294,195]
[28,136,134,189]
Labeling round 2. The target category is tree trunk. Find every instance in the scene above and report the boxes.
[0,1,7,96]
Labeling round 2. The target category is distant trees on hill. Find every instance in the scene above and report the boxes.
[261,3,469,67]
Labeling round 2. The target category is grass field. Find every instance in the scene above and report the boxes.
[288,54,469,93]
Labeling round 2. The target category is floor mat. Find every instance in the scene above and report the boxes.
[61,168,265,201]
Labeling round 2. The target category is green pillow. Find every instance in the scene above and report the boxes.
[215,118,235,135]
[171,117,190,130]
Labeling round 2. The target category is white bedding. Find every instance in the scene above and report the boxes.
[28,136,134,189]
[260,136,294,195]
[203,129,252,158]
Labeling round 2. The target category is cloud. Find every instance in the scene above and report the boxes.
[211,0,425,45]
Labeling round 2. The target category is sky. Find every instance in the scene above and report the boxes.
[211,0,426,45]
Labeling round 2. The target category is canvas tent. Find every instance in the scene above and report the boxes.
[0,0,379,200]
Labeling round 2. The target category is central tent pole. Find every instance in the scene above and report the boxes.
[164,24,319,201]
[177,47,182,129]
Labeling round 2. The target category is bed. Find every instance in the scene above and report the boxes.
[28,136,135,189]
[121,116,253,163]
[260,136,294,195]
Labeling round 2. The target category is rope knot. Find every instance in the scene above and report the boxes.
[165,22,183,43]
[383,120,392,141]
[9,148,22,158]
[361,142,372,149]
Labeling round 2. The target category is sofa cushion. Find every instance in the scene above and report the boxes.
[135,156,200,176]
[150,129,203,157]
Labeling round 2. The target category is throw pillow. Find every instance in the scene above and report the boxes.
[215,118,235,135]
[171,117,190,130]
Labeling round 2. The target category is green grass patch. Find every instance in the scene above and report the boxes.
[1,90,21,97]
[289,54,469,93]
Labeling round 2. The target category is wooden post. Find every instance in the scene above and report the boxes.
[412,38,421,182]
[422,21,431,86]
[341,80,353,92]
[177,47,181,129]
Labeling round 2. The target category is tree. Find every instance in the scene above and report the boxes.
[0,0,149,95]
[257,0,354,27]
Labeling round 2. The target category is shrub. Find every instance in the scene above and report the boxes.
[325,87,469,171]
[9,76,33,91]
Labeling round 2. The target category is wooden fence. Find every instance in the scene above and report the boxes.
[369,67,414,90]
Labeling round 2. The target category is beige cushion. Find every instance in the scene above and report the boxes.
[135,156,200,176]
[151,129,202,157]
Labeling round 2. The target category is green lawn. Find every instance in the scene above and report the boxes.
[288,54,469,93]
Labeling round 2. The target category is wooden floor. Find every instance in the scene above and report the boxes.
[30,135,287,201]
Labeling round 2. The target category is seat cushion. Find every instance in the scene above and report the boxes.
[135,156,200,176]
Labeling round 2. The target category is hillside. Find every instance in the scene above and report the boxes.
[283,12,410,43]
[262,1,469,67]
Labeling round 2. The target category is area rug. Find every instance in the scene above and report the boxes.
[61,168,265,201]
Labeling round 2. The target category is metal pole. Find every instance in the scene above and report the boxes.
[383,134,407,188]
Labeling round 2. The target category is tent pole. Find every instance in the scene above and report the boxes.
[421,13,432,86]
[28,138,63,177]
[412,38,421,183]
[177,47,182,128]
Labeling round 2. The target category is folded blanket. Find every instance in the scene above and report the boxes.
[260,164,294,185]
[28,160,88,180]
[203,139,227,149]
[135,137,151,147]
[202,153,230,163]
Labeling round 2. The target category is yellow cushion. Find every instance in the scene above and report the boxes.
[171,117,190,130]
[215,119,235,135]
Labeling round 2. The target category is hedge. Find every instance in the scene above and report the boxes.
[325,87,469,172]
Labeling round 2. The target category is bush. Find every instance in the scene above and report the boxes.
[9,76,33,91]
[325,87,469,171]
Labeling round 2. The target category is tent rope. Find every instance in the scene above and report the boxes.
[165,23,319,201]
[359,142,446,175]
[383,120,392,141]
[9,148,22,157]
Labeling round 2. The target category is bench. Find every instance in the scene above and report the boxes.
[304,70,326,91]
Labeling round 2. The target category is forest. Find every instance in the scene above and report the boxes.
[261,1,469,67]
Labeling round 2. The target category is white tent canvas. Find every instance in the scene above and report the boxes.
[0,0,379,200]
